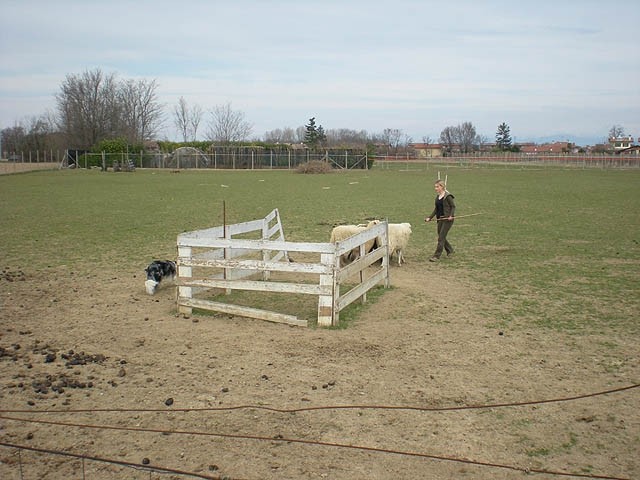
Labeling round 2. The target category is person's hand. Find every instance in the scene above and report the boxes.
[424,217,431,222]
[447,216,453,221]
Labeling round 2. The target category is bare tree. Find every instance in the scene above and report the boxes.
[174,97,190,142]
[439,126,456,154]
[381,128,404,153]
[1,123,26,154]
[458,121,477,153]
[55,69,163,148]
[25,115,52,152]
[439,122,480,154]
[207,102,253,143]
[324,128,370,147]
[119,78,163,143]
[55,68,120,148]
[189,103,203,141]
[608,125,625,139]
[1,113,60,155]
[264,127,297,143]
[118,79,140,142]
[174,97,203,142]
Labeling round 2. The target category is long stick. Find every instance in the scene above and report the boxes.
[434,213,484,222]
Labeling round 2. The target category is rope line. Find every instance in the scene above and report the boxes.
[0,415,630,480]
[0,441,237,480]
[1,383,636,415]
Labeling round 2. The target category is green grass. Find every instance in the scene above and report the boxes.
[526,432,579,458]
[196,284,389,328]
[1,166,639,333]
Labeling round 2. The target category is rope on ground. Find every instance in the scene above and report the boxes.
[1,382,637,414]
[0,441,238,480]
[0,415,631,480]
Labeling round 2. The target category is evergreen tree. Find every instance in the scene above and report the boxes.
[495,122,513,151]
[316,125,326,145]
[304,117,326,148]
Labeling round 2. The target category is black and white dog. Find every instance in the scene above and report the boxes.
[144,260,177,295]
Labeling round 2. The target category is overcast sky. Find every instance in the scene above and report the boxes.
[1,0,638,145]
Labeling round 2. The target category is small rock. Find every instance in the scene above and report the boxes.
[141,457,150,465]
[165,397,174,406]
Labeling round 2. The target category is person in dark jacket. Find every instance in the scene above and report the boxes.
[424,179,455,262]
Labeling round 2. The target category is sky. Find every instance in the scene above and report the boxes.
[1,0,639,146]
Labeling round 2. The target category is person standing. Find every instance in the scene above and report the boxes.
[424,179,455,262]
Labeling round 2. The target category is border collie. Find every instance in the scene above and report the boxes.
[144,260,177,295]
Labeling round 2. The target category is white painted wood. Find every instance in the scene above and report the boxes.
[317,252,336,326]
[180,277,329,295]
[178,236,335,253]
[177,246,193,315]
[334,222,385,254]
[335,247,387,282]
[179,297,307,327]
[179,257,332,275]
[337,268,387,310]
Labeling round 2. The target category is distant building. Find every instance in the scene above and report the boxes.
[616,145,640,156]
[518,142,574,155]
[409,143,445,158]
[608,135,635,151]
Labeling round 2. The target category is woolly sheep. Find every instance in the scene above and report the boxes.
[385,222,412,266]
[330,220,380,265]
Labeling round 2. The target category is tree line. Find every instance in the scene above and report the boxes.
[1,68,628,157]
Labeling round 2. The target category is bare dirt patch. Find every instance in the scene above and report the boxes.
[0,162,59,175]
[0,259,637,479]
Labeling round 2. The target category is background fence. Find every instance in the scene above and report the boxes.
[2,149,640,170]
[68,149,372,170]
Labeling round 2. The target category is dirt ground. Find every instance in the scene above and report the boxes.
[0,162,60,175]
[0,252,638,480]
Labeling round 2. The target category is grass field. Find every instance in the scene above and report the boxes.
[1,165,639,479]
[1,165,638,334]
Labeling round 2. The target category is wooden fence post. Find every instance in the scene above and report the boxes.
[317,252,336,327]
[177,246,193,315]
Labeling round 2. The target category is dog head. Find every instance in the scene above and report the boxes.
[145,260,176,295]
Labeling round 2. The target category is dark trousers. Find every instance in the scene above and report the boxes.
[433,220,454,258]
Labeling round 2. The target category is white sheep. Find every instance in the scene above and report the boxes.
[385,222,412,266]
[330,220,380,265]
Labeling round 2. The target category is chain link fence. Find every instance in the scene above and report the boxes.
[63,148,371,170]
[3,148,639,170]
